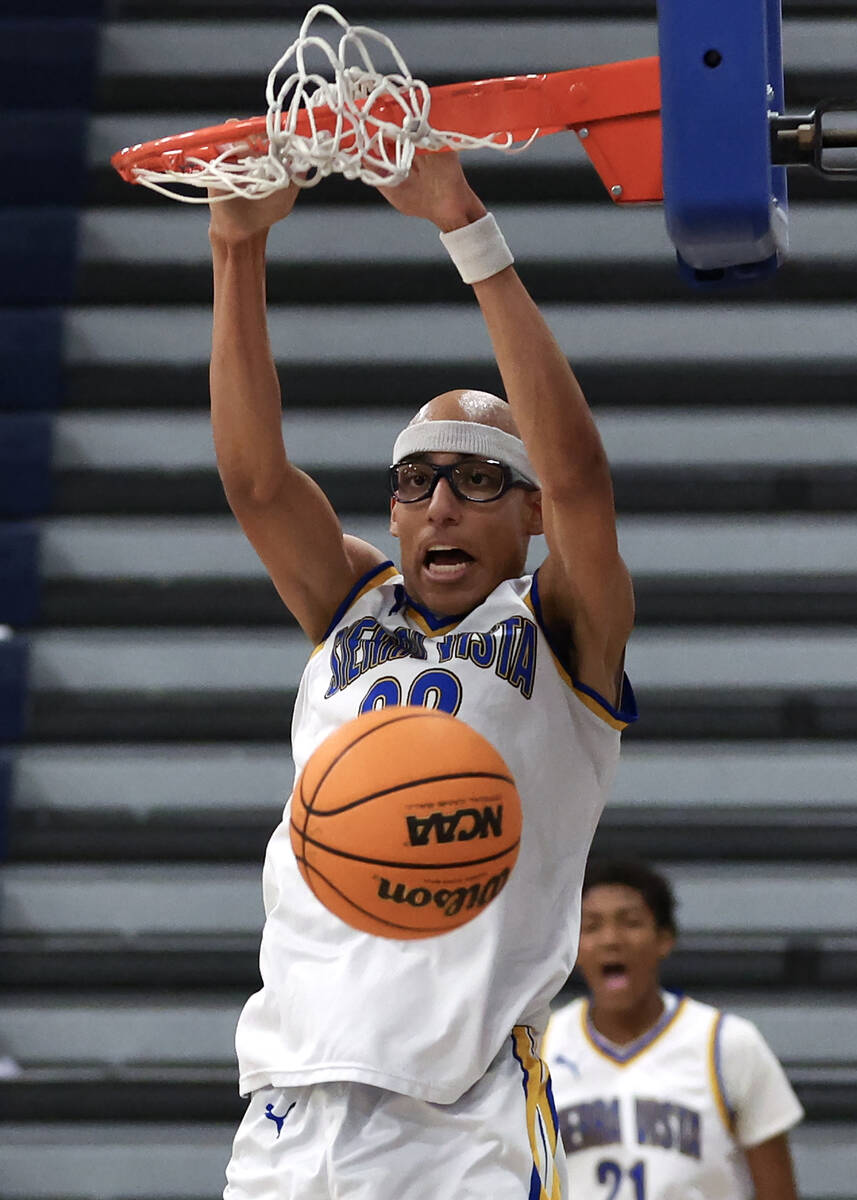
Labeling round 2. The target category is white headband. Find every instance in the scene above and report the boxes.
[392,420,540,487]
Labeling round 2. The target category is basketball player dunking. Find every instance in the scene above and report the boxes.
[210,151,636,1199]
[543,860,803,1200]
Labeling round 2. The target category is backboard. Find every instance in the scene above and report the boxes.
[657,0,788,285]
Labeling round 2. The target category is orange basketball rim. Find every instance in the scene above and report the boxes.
[111,57,664,205]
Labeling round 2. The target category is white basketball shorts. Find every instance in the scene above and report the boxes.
[223,1025,566,1200]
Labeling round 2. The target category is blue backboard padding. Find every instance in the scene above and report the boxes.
[0,414,54,516]
[0,523,41,626]
[658,0,788,277]
[0,19,102,110]
[0,112,90,205]
[0,309,63,411]
[0,635,29,743]
[0,209,79,305]
[765,0,788,209]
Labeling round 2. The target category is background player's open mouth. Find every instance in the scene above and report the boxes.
[601,963,630,992]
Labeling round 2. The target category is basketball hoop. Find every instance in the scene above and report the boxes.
[110,3,663,205]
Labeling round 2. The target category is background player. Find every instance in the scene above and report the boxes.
[544,858,803,1200]
[209,151,636,1198]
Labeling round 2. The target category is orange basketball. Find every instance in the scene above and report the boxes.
[289,706,522,939]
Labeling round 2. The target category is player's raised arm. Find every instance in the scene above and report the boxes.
[378,153,633,705]
[208,188,387,642]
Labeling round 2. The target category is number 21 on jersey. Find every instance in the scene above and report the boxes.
[598,1159,647,1200]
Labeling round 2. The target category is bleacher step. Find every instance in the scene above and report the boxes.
[41,464,857,517]
[1,1118,854,1200]
[0,1066,853,1125]
[20,686,857,742]
[8,804,857,864]
[29,574,857,628]
[5,931,855,993]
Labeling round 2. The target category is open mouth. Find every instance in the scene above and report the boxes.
[601,962,630,992]
[423,546,476,576]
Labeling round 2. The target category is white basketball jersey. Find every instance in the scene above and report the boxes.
[235,563,636,1103]
[544,995,788,1200]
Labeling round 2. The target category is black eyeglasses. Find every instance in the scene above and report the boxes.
[388,458,537,504]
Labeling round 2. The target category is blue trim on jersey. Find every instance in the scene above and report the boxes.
[399,587,471,631]
[512,1034,541,1198]
[529,569,638,724]
[585,995,683,1064]
[512,1027,558,1199]
[545,1072,560,1134]
[713,1013,736,1122]
[575,675,638,725]
[528,568,573,672]
[528,1165,542,1200]
[320,560,395,642]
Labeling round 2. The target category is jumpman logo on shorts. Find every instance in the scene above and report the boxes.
[265,1101,296,1138]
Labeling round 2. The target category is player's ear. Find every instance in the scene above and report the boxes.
[524,489,543,536]
[656,928,676,962]
[389,496,399,538]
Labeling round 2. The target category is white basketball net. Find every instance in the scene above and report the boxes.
[131,4,529,202]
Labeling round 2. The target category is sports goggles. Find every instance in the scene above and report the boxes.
[388,457,537,504]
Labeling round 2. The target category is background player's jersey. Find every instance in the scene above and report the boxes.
[235,562,636,1103]
[544,993,804,1200]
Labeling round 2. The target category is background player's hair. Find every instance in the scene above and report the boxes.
[583,858,677,936]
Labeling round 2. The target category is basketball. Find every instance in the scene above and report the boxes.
[289,706,522,939]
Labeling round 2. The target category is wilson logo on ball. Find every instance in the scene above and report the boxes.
[406,804,504,846]
[290,707,522,938]
[377,868,511,917]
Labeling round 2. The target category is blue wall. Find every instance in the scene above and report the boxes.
[0,2,104,827]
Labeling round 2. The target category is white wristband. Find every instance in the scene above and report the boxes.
[438,212,514,284]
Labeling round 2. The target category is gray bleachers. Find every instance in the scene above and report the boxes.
[6,861,857,938]
[4,992,854,1075]
[8,1122,856,1199]
[94,13,855,80]
[5,1124,855,1199]
[23,628,857,691]
[3,4,857,1199]
[50,403,857,466]
[62,301,857,368]
[1,1125,240,1200]
[38,513,857,578]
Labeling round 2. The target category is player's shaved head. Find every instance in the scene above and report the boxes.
[392,388,538,491]
[407,389,520,438]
